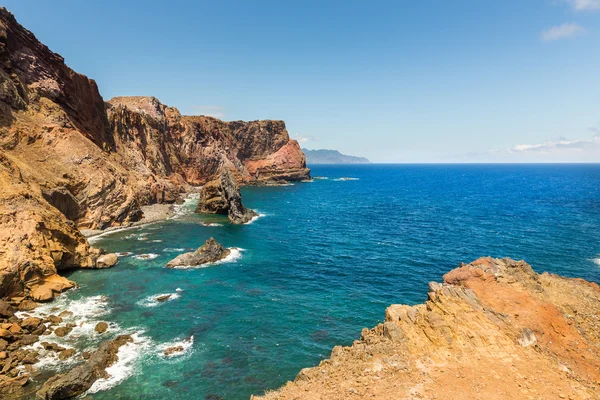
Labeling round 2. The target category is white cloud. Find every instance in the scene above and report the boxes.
[565,0,600,11]
[189,105,226,118]
[295,135,319,143]
[541,23,585,41]
[507,135,600,153]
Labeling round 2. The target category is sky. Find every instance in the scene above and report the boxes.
[3,0,600,162]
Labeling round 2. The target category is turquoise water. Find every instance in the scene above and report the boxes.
[42,164,600,399]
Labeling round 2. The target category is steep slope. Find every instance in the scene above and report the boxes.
[0,8,309,300]
[256,258,600,400]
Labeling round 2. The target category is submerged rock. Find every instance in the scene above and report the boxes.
[166,238,231,268]
[36,335,133,400]
[163,345,184,357]
[155,294,172,302]
[96,253,119,269]
[195,169,258,224]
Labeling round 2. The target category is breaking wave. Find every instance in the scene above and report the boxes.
[136,291,182,308]
[133,253,159,261]
[87,331,152,394]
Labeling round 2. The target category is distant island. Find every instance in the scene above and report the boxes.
[302,149,370,164]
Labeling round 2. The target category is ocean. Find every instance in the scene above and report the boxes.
[29,164,600,399]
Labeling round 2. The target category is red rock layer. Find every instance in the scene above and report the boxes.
[256,258,600,400]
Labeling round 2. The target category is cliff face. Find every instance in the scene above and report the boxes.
[0,8,309,299]
[256,258,600,400]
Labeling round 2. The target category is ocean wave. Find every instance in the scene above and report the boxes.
[133,253,159,260]
[151,239,163,243]
[245,213,266,225]
[17,294,118,370]
[163,247,186,253]
[170,193,200,219]
[171,248,243,269]
[116,252,133,257]
[88,226,140,244]
[87,331,152,394]
[313,176,328,180]
[301,179,314,183]
[156,336,194,359]
[137,291,181,308]
[593,258,600,266]
[334,177,359,181]
[201,222,223,227]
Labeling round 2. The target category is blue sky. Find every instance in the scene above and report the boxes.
[4,0,600,162]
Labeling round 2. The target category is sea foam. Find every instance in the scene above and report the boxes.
[87,331,152,394]
[157,335,194,359]
[133,253,159,260]
[137,291,181,308]
[245,213,266,225]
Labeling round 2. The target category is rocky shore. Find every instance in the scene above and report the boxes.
[0,7,309,302]
[254,257,600,400]
[0,297,118,398]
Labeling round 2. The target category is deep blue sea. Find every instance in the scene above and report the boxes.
[31,164,600,399]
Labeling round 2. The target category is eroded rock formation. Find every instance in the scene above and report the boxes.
[255,258,600,400]
[36,334,133,399]
[195,168,258,224]
[0,8,309,300]
[166,237,231,268]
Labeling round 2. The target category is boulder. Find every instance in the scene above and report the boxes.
[0,329,12,340]
[21,317,42,331]
[94,322,108,334]
[22,335,39,345]
[29,275,76,302]
[166,238,231,268]
[36,335,133,400]
[58,349,76,360]
[53,327,72,338]
[195,168,258,224]
[155,294,171,302]
[18,300,39,311]
[0,301,15,318]
[46,315,63,325]
[96,253,119,269]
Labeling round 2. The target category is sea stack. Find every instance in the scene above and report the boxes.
[166,238,231,268]
[195,169,258,224]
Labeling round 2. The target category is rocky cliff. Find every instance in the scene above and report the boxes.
[0,8,309,300]
[255,257,600,400]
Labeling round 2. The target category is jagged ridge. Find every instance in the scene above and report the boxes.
[256,257,600,400]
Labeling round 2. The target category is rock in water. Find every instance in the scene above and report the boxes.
[94,322,108,334]
[163,345,184,357]
[36,335,133,400]
[196,169,258,224]
[166,238,231,268]
[96,253,119,269]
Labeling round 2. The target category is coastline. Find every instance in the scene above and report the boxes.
[255,257,600,400]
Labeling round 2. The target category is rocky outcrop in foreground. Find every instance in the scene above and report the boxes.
[0,8,309,300]
[166,238,231,268]
[36,334,132,399]
[255,258,600,400]
[195,169,258,224]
